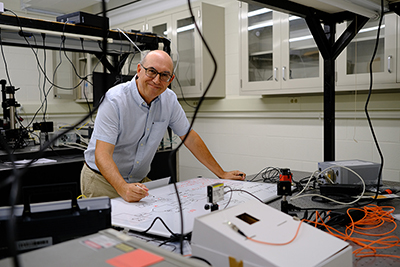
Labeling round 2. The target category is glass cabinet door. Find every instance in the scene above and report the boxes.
[241,3,281,92]
[247,5,274,83]
[152,23,167,38]
[176,16,196,87]
[287,15,319,80]
[336,13,397,89]
[240,2,322,94]
[347,18,385,75]
[172,7,201,95]
[148,14,171,51]
[280,14,322,91]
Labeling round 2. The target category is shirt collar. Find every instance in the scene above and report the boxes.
[131,75,160,109]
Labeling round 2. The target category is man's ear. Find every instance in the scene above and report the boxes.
[136,63,142,77]
[169,74,175,84]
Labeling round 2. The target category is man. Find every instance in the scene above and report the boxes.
[81,50,246,202]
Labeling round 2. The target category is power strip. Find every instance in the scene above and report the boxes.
[50,132,77,147]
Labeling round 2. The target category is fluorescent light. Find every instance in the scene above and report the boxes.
[24,7,64,17]
[248,8,272,18]
[248,20,273,31]
[318,0,380,19]
[350,0,387,11]
[359,25,385,33]
[177,24,195,33]
[289,35,313,43]
[289,16,302,21]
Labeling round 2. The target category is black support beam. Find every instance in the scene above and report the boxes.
[241,0,371,161]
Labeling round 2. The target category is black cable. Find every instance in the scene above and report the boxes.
[2,9,89,143]
[1,6,112,265]
[41,33,48,142]
[248,166,281,183]
[167,0,219,255]
[362,0,385,205]
[138,216,177,237]
[78,38,93,119]
[4,9,56,90]
[174,75,196,109]
[5,9,88,92]
[247,166,269,182]
[157,238,178,251]
[0,29,13,86]
[188,256,212,266]
[224,188,264,203]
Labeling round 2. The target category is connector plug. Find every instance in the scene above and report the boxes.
[227,221,247,238]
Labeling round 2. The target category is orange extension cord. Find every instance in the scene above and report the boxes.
[305,204,400,259]
[246,220,303,246]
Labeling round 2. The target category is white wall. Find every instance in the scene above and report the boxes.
[179,111,400,182]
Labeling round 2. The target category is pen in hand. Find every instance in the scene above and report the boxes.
[135,184,149,196]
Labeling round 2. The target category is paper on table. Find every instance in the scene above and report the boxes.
[142,177,170,190]
[5,158,57,165]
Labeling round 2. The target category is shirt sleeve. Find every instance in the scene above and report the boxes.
[168,93,191,137]
[92,96,120,145]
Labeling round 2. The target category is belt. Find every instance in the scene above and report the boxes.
[85,161,102,175]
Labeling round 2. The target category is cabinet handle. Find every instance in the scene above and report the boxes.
[388,55,392,73]
[274,67,278,81]
[282,66,286,81]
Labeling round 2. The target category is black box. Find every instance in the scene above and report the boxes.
[33,121,53,132]
[0,195,111,259]
[56,11,109,29]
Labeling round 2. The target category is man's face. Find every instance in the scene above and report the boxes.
[136,51,174,104]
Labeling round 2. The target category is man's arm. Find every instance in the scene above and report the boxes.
[180,130,246,180]
[95,140,148,202]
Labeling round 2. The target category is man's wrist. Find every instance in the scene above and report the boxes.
[216,171,226,179]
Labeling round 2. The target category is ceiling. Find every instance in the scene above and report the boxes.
[20,0,104,15]
[18,0,400,20]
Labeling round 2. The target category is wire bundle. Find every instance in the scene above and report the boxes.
[308,205,400,260]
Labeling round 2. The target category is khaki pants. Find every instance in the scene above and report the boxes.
[80,163,120,199]
[80,164,152,199]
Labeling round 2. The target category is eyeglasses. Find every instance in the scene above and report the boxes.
[140,64,173,82]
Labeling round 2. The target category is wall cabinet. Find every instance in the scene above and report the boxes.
[120,2,226,98]
[240,2,323,95]
[240,2,399,95]
[336,13,398,91]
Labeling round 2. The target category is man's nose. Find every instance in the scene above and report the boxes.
[152,73,161,83]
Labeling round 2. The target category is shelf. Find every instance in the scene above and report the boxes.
[249,50,273,56]
[0,13,170,56]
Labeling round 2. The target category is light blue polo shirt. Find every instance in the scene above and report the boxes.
[84,75,190,183]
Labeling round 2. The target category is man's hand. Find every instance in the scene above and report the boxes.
[119,183,149,202]
[220,171,246,181]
